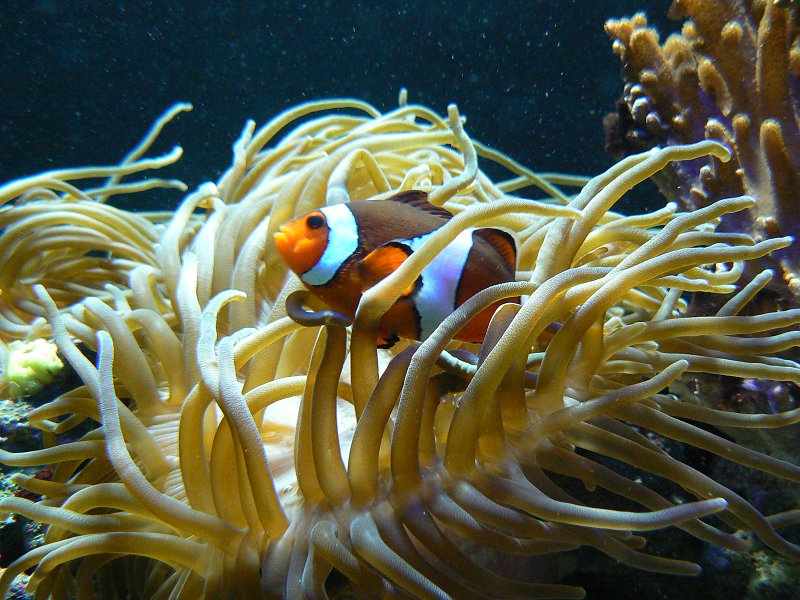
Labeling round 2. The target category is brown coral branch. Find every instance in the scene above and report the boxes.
[606,0,800,297]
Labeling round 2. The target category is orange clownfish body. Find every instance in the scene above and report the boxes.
[274,190,518,347]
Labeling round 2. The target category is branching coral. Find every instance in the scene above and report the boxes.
[0,95,800,599]
[605,0,800,297]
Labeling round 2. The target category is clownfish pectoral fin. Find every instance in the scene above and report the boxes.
[386,189,454,220]
[359,241,418,296]
[473,228,517,271]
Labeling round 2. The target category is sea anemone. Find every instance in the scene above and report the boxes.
[0,95,799,599]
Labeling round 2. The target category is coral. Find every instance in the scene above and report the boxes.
[605,0,800,297]
[1,460,39,600]
[0,397,41,456]
[0,98,799,600]
[701,541,800,600]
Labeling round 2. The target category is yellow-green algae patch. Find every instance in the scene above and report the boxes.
[1,339,62,399]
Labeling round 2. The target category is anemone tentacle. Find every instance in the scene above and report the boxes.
[1,97,799,599]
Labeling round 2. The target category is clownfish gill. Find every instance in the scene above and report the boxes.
[274,190,518,347]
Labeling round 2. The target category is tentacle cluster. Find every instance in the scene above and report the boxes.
[0,96,799,599]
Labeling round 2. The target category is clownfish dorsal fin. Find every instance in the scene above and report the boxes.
[359,241,418,296]
[386,189,453,220]
[474,228,517,271]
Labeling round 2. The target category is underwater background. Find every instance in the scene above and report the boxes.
[1,0,672,211]
[3,1,800,599]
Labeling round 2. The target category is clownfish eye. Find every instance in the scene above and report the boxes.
[306,214,325,230]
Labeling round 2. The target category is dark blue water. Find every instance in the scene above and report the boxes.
[0,1,673,210]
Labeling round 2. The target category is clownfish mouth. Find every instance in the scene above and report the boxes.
[274,229,291,259]
[275,227,316,260]
[274,223,324,277]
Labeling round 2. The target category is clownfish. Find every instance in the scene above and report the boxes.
[274,190,517,347]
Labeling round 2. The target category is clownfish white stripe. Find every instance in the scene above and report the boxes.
[408,227,476,340]
[301,204,359,286]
